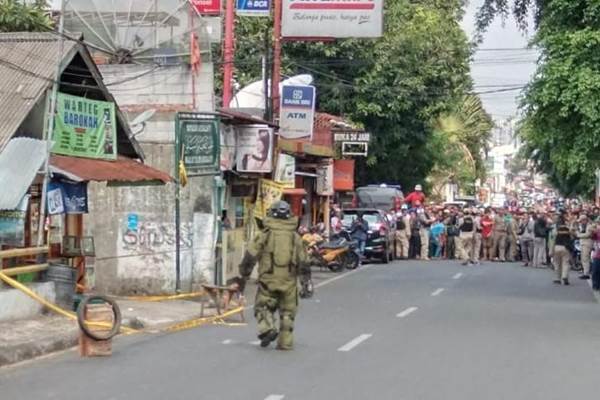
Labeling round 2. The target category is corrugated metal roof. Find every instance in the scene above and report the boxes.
[0,138,47,210]
[50,155,172,184]
[0,32,77,153]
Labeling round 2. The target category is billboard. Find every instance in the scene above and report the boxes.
[279,85,316,140]
[236,125,274,173]
[191,0,222,15]
[51,92,117,160]
[281,0,383,38]
[237,0,270,16]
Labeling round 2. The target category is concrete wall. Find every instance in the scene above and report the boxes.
[0,282,55,322]
[83,63,216,296]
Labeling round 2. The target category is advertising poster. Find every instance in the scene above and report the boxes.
[316,160,334,196]
[279,85,316,140]
[282,0,383,38]
[52,92,117,160]
[220,124,236,171]
[47,180,88,215]
[255,179,284,219]
[237,0,270,15]
[274,153,296,188]
[0,195,29,247]
[236,125,273,173]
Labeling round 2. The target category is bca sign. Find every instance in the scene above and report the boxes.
[282,0,383,38]
[279,85,316,140]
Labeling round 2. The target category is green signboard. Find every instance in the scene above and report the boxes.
[51,92,117,160]
[176,113,219,174]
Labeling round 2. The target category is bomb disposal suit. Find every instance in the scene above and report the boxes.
[237,201,311,350]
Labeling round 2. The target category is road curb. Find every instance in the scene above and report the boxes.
[0,332,78,368]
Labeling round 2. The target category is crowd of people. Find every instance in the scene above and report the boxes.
[391,199,600,290]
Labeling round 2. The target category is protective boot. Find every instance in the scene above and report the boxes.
[276,312,295,350]
[258,329,278,347]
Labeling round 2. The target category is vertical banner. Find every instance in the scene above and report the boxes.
[236,125,274,173]
[274,153,296,188]
[51,92,117,160]
[316,160,334,195]
[279,85,316,140]
[236,0,271,15]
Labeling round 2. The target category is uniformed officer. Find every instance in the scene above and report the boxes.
[577,214,594,280]
[457,209,475,265]
[235,201,311,350]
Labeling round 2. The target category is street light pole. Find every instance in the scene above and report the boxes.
[271,0,282,119]
[222,0,236,107]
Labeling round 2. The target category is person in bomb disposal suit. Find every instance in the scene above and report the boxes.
[234,201,312,350]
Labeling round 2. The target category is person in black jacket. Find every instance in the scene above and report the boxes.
[533,212,549,268]
[553,213,574,285]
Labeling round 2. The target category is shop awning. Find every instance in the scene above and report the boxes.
[50,155,172,185]
[278,138,334,158]
[0,138,47,210]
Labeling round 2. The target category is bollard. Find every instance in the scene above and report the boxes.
[77,296,121,357]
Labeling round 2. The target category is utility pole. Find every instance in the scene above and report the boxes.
[271,0,282,119]
[222,0,236,107]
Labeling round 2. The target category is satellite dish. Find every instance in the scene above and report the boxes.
[229,74,314,109]
[131,109,156,126]
[61,0,211,65]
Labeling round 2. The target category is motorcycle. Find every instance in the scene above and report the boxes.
[303,230,359,272]
[571,239,584,272]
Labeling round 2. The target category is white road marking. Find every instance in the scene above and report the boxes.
[396,307,418,318]
[264,395,285,400]
[431,288,445,297]
[338,334,373,352]
[249,340,261,346]
[222,339,233,345]
[314,265,371,289]
[453,272,464,280]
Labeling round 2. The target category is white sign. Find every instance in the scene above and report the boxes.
[236,125,274,173]
[274,154,296,188]
[47,188,65,215]
[279,85,316,140]
[282,0,384,38]
[333,131,370,142]
[316,160,334,196]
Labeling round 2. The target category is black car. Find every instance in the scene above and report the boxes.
[341,208,395,263]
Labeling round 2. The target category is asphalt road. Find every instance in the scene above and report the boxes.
[2,260,600,400]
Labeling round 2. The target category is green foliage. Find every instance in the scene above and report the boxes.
[428,95,493,198]
[0,0,52,32]
[216,0,473,191]
[517,0,600,197]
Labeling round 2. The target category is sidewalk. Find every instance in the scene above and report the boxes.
[0,268,343,367]
[0,296,221,368]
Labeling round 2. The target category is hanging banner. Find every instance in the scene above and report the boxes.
[334,159,355,191]
[220,124,236,171]
[47,180,89,214]
[191,0,222,15]
[274,153,296,188]
[176,113,220,174]
[316,160,334,196]
[236,125,273,173]
[52,92,117,160]
[0,195,29,247]
[237,0,271,15]
[279,85,316,140]
[281,0,383,38]
[256,179,284,219]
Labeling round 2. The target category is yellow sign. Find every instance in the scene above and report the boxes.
[256,179,284,219]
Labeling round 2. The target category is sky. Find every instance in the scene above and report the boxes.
[461,0,538,122]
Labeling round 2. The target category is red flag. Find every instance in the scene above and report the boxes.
[190,32,202,74]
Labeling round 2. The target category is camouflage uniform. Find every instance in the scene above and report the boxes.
[239,216,310,350]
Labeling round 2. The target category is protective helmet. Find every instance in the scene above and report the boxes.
[415,184,423,191]
[269,200,291,219]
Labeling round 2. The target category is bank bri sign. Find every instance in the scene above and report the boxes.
[279,85,316,140]
[51,92,117,160]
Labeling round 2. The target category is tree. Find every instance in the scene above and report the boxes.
[427,95,494,199]
[218,0,474,190]
[0,0,52,32]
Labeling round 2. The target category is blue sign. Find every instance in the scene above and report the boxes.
[236,0,270,15]
[127,214,139,231]
[47,180,88,215]
[279,85,316,140]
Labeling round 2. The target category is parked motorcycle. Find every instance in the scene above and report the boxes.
[302,229,359,272]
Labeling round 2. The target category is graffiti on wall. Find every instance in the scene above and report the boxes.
[120,215,193,261]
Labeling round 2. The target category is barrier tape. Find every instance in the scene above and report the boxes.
[0,272,245,337]
[121,291,206,302]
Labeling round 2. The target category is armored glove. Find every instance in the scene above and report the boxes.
[299,278,314,299]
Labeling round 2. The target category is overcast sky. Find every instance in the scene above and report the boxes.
[462,0,538,121]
